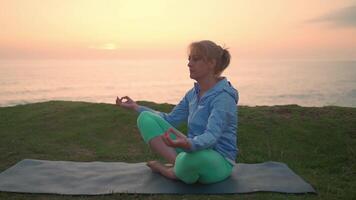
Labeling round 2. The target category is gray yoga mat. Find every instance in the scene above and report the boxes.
[0,159,315,195]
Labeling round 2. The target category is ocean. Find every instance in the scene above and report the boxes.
[0,59,355,107]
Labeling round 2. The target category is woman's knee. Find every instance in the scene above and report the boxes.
[136,111,166,143]
[137,112,155,141]
[137,111,153,129]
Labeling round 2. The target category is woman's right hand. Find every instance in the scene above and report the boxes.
[116,96,139,111]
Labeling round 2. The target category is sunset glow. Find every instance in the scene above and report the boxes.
[0,0,355,60]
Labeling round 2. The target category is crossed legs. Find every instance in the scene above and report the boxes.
[146,136,178,180]
[136,111,233,184]
[137,111,178,180]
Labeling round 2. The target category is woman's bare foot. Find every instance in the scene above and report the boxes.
[146,160,177,180]
[146,160,161,173]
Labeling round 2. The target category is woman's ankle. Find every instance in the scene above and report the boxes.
[146,161,177,180]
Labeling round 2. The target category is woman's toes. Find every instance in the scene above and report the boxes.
[146,160,160,172]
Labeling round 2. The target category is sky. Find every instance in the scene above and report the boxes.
[0,0,355,60]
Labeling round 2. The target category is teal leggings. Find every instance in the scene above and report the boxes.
[137,111,233,184]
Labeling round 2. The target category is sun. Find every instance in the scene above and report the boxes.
[101,43,117,50]
[89,43,118,50]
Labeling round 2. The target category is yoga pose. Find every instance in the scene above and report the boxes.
[116,40,239,184]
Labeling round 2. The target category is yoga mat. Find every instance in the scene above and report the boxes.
[0,159,315,195]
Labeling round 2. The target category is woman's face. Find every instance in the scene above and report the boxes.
[187,53,215,81]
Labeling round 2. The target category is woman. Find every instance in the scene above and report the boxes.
[116,40,239,184]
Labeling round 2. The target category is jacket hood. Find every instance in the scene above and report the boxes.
[194,77,239,104]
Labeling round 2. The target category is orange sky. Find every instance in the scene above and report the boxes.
[0,0,355,60]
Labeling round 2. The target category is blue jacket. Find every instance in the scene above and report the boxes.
[137,77,239,164]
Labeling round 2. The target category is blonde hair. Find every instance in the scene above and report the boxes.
[188,40,231,75]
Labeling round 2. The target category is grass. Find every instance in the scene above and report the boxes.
[0,100,355,200]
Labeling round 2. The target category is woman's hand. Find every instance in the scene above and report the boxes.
[162,128,192,150]
[115,96,139,111]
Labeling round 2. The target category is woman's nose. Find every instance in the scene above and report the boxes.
[187,61,192,68]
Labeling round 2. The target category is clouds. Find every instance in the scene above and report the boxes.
[307,5,356,27]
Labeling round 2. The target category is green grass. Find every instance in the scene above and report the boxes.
[0,101,355,200]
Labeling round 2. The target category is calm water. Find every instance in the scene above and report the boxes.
[0,59,355,107]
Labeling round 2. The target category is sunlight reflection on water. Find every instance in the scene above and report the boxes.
[0,59,355,107]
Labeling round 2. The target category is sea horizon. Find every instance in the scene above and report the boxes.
[1,59,355,108]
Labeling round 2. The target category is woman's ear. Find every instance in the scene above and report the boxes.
[207,59,217,71]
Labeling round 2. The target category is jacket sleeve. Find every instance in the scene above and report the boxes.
[137,95,189,128]
[187,93,236,151]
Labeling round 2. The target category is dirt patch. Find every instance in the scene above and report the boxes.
[69,145,96,159]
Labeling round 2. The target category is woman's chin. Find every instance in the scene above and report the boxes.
[189,74,197,80]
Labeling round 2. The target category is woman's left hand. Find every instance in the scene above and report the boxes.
[162,128,192,150]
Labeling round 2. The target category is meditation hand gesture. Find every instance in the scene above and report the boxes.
[116,96,139,111]
[162,128,192,150]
